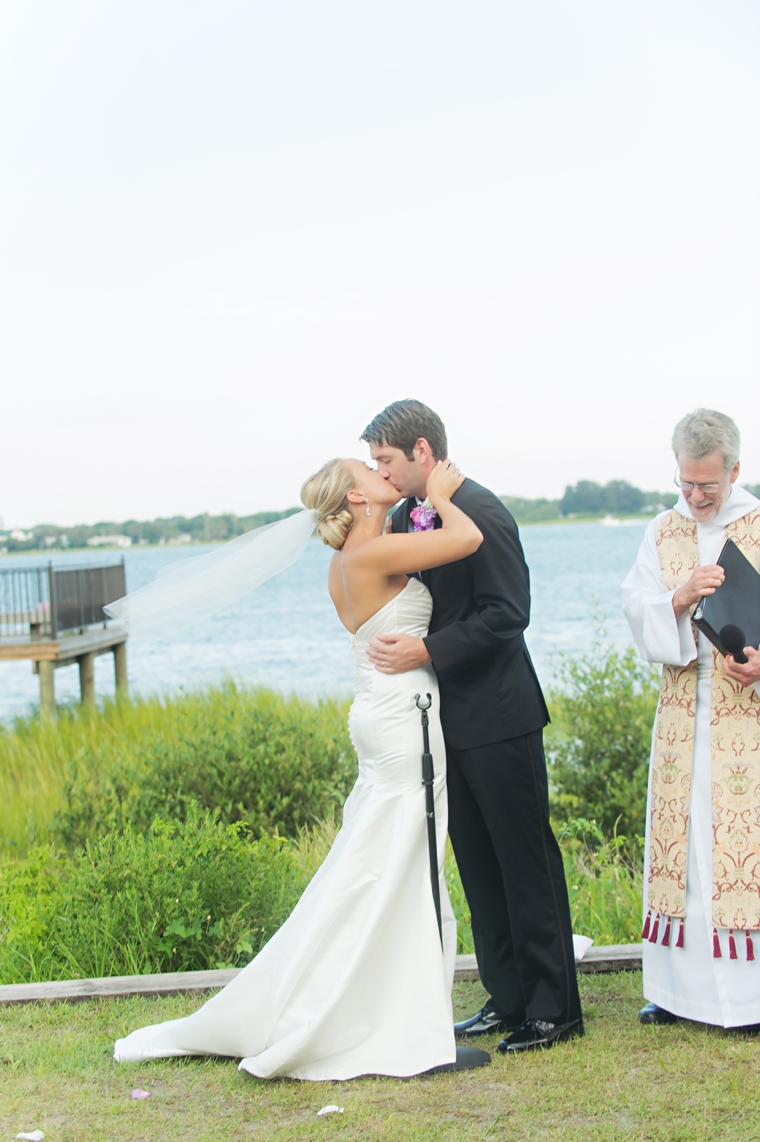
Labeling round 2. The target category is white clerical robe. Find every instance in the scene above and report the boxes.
[622,484,760,1027]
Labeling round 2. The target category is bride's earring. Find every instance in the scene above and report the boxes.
[365,499,372,517]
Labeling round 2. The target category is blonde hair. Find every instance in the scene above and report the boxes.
[300,459,356,549]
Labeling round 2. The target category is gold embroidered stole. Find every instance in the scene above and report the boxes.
[648,508,760,934]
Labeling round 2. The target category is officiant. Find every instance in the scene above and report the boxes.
[622,408,760,1028]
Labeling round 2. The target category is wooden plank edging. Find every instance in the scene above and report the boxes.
[576,943,642,974]
[0,945,642,1007]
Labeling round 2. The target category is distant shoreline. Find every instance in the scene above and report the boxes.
[4,481,759,556]
[0,512,656,558]
[518,514,652,528]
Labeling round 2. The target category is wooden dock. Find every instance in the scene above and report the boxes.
[0,946,643,1007]
[0,560,128,715]
[0,626,127,716]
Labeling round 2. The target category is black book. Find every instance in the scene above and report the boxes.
[692,538,760,656]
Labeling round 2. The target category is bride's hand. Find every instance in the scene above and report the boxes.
[425,459,465,507]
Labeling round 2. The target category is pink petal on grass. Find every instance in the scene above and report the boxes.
[130,1089,152,1100]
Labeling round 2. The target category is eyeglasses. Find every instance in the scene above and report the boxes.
[673,469,728,495]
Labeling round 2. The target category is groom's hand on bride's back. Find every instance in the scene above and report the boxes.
[366,633,431,674]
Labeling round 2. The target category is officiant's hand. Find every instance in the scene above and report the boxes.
[723,645,760,687]
[366,633,432,674]
[672,564,724,618]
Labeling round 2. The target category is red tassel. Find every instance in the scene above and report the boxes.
[661,915,671,946]
[649,913,660,943]
[747,931,755,961]
[729,929,738,960]
[713,928,722,958]
[676,918,685,948]
[642,910,652,940]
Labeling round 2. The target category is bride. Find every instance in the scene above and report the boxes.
[114,457,483,1080]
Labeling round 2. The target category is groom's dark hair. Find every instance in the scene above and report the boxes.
[361,400,448,461]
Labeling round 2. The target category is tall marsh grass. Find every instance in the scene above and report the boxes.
[0,686,354,854]
[559,818,643,945]
[0,672,645,985]
[0,807,304,984]
[0,809,642,985]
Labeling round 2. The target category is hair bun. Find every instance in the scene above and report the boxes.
[317,508,353,550]
[300,459,356,550]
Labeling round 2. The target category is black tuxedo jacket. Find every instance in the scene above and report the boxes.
[392,478,549,750]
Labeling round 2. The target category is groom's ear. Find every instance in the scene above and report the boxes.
[413,437,436,470]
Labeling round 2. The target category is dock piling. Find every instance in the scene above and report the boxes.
[113,640,128,695]
[38,660,56,718]
[78,651,96,706]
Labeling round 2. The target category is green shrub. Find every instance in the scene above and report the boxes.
[0,806,305,985]
[545,637,659,842]
[560,818,643,945]
[443,826,641,953]
[0,685,354,854]
[444,841,473,955]
[54,686,355,847]
[0,810,644,987]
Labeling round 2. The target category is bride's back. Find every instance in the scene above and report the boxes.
[328,545,409,635]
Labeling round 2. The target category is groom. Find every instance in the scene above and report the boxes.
[361,400,582,1052]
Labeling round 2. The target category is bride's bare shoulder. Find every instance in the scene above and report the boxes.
[339,531,391,568]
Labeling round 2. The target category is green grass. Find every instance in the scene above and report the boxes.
[3,975,760,1141]
[0,812,642,989]
[0,686,644,991]
[559,822,643,947]
[0,687,354,854]
[446,835,641,953]
[545,638,659,843]
[0,811,307,985]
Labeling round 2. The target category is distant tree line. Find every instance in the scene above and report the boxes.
[502,481,760,524]
[559,480,677,517]
[498,497,564,524]
[3,482,760,552]
[500,481,679,524]
[0,509,300,553]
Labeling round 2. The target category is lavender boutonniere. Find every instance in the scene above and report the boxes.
[410,500,437,531]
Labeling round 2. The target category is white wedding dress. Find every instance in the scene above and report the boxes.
[115,578,457,1079]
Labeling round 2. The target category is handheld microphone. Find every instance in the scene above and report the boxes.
[719,624,749,664]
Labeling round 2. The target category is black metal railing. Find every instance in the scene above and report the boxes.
[0,560,126,640]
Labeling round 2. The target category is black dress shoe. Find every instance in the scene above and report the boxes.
[454,1003,523,1038]
[423,1046,492,1073]
[639,1002,679,1025]
[497,1018,584,1054]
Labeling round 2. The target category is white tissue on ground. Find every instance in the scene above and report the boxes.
[573,935,594,961]
[16,1132,45,1141]
[316,1105,344,1116]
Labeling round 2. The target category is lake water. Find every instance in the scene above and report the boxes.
[0,520,649,721]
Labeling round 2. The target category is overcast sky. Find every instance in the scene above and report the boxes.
[1,0,758,528]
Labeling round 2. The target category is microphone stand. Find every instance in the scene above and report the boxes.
[414,692,492,1073]
[415,692,443,947]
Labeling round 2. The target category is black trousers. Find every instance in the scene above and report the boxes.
[446,730,582,1025]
